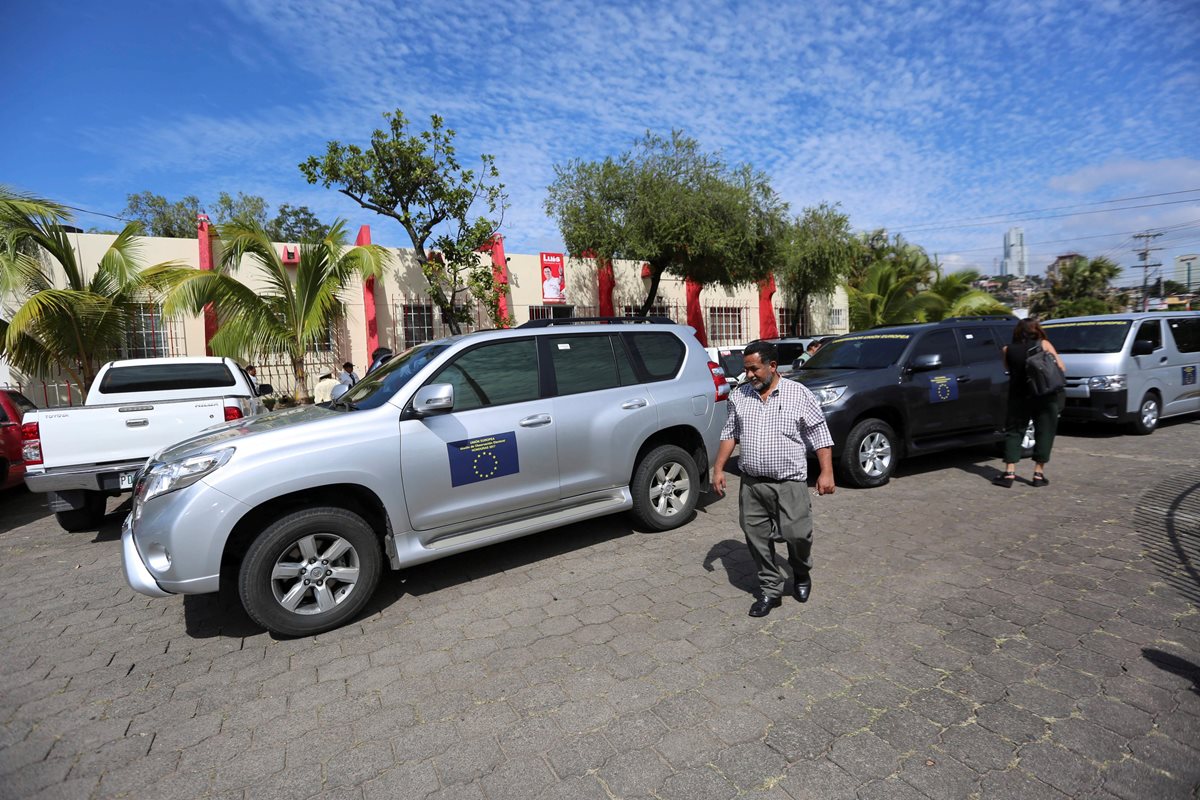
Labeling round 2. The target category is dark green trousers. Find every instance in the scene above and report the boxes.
[1004,390,1063,464]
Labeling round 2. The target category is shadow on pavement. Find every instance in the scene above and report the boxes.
[182,504,696,639]
[702,539,759,595]
[1134,471,1200,607]
[1142,648,1200,694]
[0,486,47,535]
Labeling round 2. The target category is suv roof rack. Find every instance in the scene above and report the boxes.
[517,316,675,328]
[938,315,1017,323]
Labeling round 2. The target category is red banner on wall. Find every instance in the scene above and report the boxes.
[540,252,565,304]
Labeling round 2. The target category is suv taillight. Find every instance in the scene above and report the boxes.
[21,421,43,465]
[224,406,244,422]
[708,361,730,401]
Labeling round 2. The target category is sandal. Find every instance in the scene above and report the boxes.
[993,471,1016,487]
[1032,472,1049,487]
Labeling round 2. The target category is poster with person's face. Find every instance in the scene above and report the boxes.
[540,252,565,303]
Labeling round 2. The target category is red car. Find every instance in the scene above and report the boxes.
[1,389,37,491]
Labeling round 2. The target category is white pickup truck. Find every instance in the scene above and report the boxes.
[22,356,271,531]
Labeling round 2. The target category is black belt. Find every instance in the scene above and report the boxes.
[743,473,795,483]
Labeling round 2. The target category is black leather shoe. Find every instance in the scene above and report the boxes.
[749,597,782,617]
[793,577,812,603]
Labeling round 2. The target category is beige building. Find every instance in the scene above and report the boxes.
[2,227,848,405]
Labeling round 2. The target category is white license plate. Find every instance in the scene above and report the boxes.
[119,470,137,490]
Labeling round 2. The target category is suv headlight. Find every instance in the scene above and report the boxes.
[1087,375,1127,391]
[140,448,235,504]
[812,385,847,406]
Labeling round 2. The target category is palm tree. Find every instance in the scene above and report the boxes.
[1030,255,1121,319]
[847,261,928,329]
[918,269,1012,321]
[146,221,388,404]
[1,186,170,394]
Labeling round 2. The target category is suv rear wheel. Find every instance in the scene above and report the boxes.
[840,418,897,488]
[54,490,108,532]
[630,444,699,531]
[239,507,382,637]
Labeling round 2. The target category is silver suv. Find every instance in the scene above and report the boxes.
[122,319,729,636]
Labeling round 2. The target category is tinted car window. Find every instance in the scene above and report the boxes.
[1168,318,1200,353]
[98,363,236,394]
[432,339,539,412]
[1041,320,1131,353]
[1135,319,1162,349]
[959,326,1002,364]
[624,333,685,381]
[6,392,36,415]
[805,333,912,369]
[911,330,961,367]
[550,334,625,395]
[341,343,449,410]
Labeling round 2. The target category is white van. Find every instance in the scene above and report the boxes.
[1042,311,1200,435]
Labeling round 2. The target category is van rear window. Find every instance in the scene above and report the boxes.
[98,363,237,394]
[1041,321,1131,353]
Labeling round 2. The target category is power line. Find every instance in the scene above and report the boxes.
[60,203,131,223]
[933,218,1200,256]
[885,188,1200,232]
[896,198,1200,234]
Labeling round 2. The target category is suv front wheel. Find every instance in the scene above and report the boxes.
[630,444,699,531]
[239,507,383,637]
[840,418,897,488]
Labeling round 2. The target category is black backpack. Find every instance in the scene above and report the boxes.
[1026,343,1065,396]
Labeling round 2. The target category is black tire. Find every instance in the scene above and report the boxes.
[239,507,383,637]
[838,418,897,488]
[1129,392,1160,436]
[54,491,108,532]
[630,444,699,531]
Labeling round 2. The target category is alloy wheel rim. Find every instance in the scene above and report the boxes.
[270,533,361,615]
[649,461,691,516]
[859,432,892,477]
[1142,400,1158,429]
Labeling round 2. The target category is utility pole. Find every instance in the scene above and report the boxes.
[1133,232,1163,312]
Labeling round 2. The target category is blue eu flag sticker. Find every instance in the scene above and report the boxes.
[447,431,520,487]
[928,375,959,403]
[1184,365,1197,386]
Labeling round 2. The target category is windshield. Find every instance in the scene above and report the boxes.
[803,333,911,370]
[336,343,450,410]
[1041,320,1131,353]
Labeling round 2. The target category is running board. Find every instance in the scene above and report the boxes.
[387,489,633,569]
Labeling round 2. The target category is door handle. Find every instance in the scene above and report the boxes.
[125,419,149,427]
[1160,357,1168,363]
[519,413,552,427]
[955,376,971,383]
[621,398,648,409]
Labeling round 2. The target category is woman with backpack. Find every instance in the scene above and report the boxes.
[995,317,1066,488]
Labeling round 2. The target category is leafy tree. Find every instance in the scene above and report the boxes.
[1030,255,1121,319]
[847,262,928,329]
[918,269,1012,321]
[775,203,859,335]
[212,192,269,228]
[1,187,175,393]
[268,204,330,242]
[546,131,786,315]
[300,109,508,332]
[122,191,201,238]
[1162,279,1187,296]
[144,221,388,403]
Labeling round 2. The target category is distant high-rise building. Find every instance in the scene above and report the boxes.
[1175,254,1199,290]
[1001,227,1028,278]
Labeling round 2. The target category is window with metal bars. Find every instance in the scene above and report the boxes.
[527,306,553,321]
[123,303,171,359]
[403,303,435,346]
[707,307,743,344]
[776,306,797,337]
[828,307,846,328]
[622,304,671,319]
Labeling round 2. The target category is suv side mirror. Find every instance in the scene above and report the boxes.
[1131,339,1156,356]
[909,354,943,372]
[412,383,455,415]
[329,383,349,402]
[256,383,274,396]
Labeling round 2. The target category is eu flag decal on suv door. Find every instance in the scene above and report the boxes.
[1184,365,1197,386]
[448,432,520,486]
[928,375,959,403]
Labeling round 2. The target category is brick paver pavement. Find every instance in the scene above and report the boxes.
[1,419,1198,799]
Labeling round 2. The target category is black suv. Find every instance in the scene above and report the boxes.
[790,317,1020,487]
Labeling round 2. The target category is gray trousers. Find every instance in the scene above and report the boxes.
[739,475,813,599]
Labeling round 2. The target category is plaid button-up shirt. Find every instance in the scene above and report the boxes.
[720,378,835,481]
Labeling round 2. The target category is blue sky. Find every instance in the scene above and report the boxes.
[2,0,1198,283]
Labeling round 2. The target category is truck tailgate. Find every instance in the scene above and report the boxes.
[37,398,230,469]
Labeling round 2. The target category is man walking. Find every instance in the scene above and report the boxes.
[712,340,836,617]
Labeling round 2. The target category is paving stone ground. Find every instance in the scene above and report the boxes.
[1,418,1198,800]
